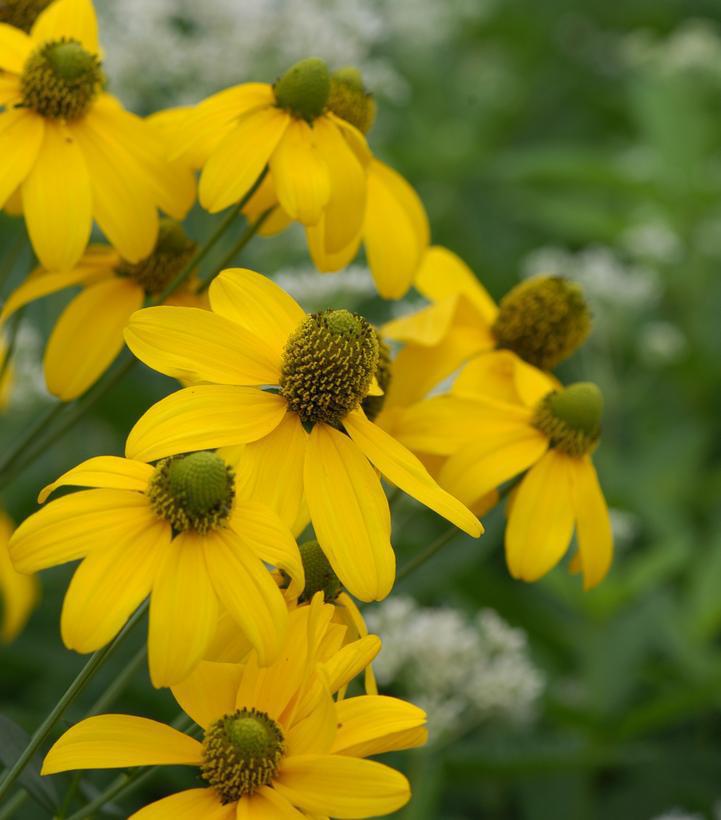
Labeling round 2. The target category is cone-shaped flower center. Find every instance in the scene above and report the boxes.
[201,708,285,803]
[298,539,343,604]
[115,219,197,295]
[273,57,330,122]
[327,66,376,134]
[0,0,52,32]
[21,38,103,120]
[147,451,235,534]
[280,309,379,426]
[491,276,591,370]
[361,331,392,422]
[532,382,603,456]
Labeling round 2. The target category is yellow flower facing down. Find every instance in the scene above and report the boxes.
[9,451,305,686]
[382,246,591,408]
[123,267,482,603]
[0,0,194,271]
[43,598,427,819]
[0,510,38,642]
[396,354,612,588]
[0,221,202,400]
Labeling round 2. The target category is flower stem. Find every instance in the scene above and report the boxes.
[396,525,459,580]
[0,790,27,820]
[0,306,25,389]
[0,601,148,803]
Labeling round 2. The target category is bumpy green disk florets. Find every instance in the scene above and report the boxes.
[0,0,52,32]
[273,57,330,121]
[361,331,392,422]
[298,539,343,604]
[532,382,603,457]
[201,708,285,803]
[327,66,376,134]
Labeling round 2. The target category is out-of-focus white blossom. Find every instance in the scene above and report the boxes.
[624,19,721,78]
[651,810,704,820]
[638,321,687,366]
[366,597,545,740]
[272,266,376,313]
[622,222,683,264]
[3,324,47,408]
[609,508,641,550]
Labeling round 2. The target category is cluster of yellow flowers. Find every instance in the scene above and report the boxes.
[0,0,613,816]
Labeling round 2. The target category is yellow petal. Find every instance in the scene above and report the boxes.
[22,121,91,271]
[0,514,38,643]
[0,109,44,209]
[415,245,498,323]
[505,450,576,582]
[170,661,244,729]
[269,119,331,225]
[9,490,154,573]
[0,23,32,72]
[440,425,548,508]
[39,456,153,504]
[131,789,235,820]
[0,72,21,107]
[31,0,99,54]
[365,159,428,299]
[0,266,103,324]
[200,107,289,213]
[149,532,218,687]
[321,635,380,695]
[239,788,306,820]
[304,423,394,603]
[125,386,287,462]
[285,687,336,757]
[453,350,557,408]
[331,696,427,757]
[343,409,482,537]
[382,295,457,347]
[305,218,361,273]
[274,755,410,818]
[42,715,202,774]
[242,171,292,236]
[203,528,288,666]
[569,457,613,589]
[45,278,143,400]
[208,267,304,363]
[125,305,280,386]
[61,516,167,652]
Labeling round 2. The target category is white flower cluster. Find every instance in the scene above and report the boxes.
[366,597,545,740]
[272,265,377,313]
[624,19,721,78]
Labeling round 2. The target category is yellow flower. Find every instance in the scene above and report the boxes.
[383,246,591,407]
[9,451,304,686]
[0,222,202,400]
[0,510,38,642]
[0,0,194,271]
[396,353,612,588]
[123,267,482,602]
[43,598,427,819]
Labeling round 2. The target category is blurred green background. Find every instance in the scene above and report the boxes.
[3,0,721,818]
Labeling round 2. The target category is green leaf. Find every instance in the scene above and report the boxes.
[0,713,58,813]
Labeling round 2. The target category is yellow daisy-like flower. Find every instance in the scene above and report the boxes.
[123,267,482,603]
[0,510,38,642]
[397,353,612,588]
[9,451,304,686]
[43,598,427,819]
[0,221,203,400]
[0,0,194,271]
[382,246,591,407]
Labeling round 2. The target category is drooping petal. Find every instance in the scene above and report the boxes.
[331,696,427,757]
[148,532,218,687]
[304,423,394,603]
[0,23,32,72]
[239,788,307,820]
[568,457,613,589]
[343,409,482,537]
[44,278,143,400]
[61,515,167,652]
[0,109,44,209]
[269,119,330,226]
[38,456,153,503]
[42,715,202,774]
[305,218,361,273]
[285,687,336,756]
[0,515,38,643]
[125,386,287,462]
[0,266,105,324]
[31,0,99,54]
[171,661,244,729]
[453,350,557,408]
[208,267,304,363]
[9,490,155,573]
[131,789,235,820]
[505,450,576,582]
[321,635,380,695]
[274,755,410,819]
[381,295,457,347]
[124,305,280,386]
[199,107,289,213]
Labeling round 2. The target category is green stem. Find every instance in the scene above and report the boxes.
[0,790,27,820]
[397,525,459,580]
[0,306,25,387]
[86,644,147,717]
[56,772,81,820]
[0,601,148,803]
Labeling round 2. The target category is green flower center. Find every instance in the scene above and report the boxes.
[532,382,603,456]
[280,309,379,426]
[147,451,235,534]
[491,276,591,370]
[20,38,103,121]
[273,57,330,122]
[297,539,343,604]
[361,332,392,422]
[115,219,197,296]
[327,66,376,134]
[0,0,52,32]
[201,708,285,803]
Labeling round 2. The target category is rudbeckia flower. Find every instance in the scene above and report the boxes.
[9,450,304,686]
[396,354,612,588]
[123,267,483,603]
[0,220,202,400]
[0,0,194,271]
[43,598,427,819]
[383,246,591,407]
[0,510,38,642]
